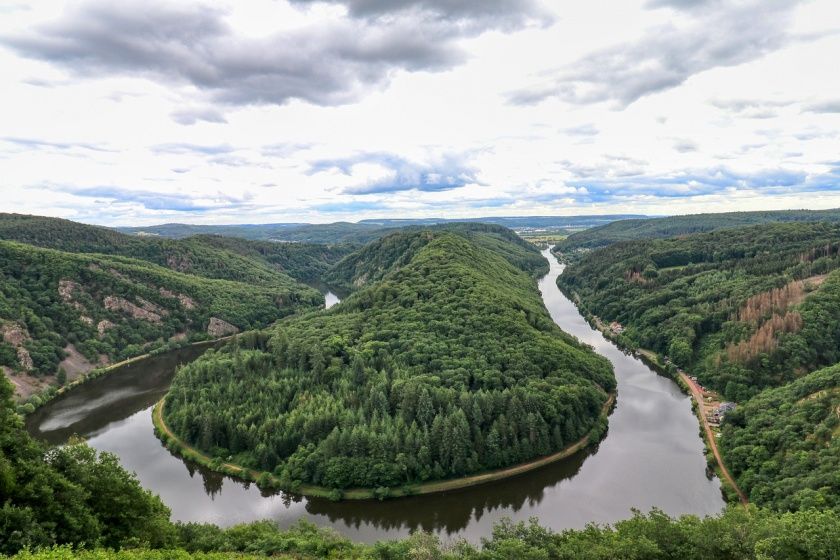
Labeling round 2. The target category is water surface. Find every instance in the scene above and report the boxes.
[28,251,724,543]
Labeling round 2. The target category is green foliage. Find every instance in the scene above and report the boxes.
[561,208,840,251]
[4,508,840,559]
[164,230,613,490]
[721,363,840,513]
[0,214,347,287]
[560,222,840,400]
[0,376,175,554]
[0,240,321,377]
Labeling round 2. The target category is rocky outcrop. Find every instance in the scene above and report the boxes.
[166,254,192,273]
[137,297,168,317]
[159,287,197,310]
[2,323,29,346]
[103,296,162,323]
[58,279,81,302]
[207,317,238,337]
[1,323,34,371]
[16,347,33,370]
[97,319,115,336]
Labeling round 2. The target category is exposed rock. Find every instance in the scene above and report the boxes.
[58,279,81,302]
[137,297,169,316]
[97,319,115,336]
[1,323,30,346]
[103,296,162,323]
[159,287,197,310]
[166,254,192,273]
[80,315,94,326]
[207,317,239,337]
[58,279,87,311]
[16,347,33,371]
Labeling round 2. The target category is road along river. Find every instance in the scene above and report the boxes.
[27,253,724,543]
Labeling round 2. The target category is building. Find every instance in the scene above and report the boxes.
[609,321,625,334]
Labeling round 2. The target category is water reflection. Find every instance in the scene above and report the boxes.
[27,249,724,543]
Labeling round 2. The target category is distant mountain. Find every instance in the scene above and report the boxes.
[116,214,646,243]
[559,209,840,252]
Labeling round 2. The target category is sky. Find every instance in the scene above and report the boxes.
[1,0,840,226]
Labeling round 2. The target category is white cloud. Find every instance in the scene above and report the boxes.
[0,0,838,225]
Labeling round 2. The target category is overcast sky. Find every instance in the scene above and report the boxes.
[2,0,839,225]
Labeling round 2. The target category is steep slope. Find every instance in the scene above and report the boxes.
[0,214,346,287]
[0,241,321,399]
[163,229,614,492]
[721,363,840,513]
[560,208,840,252]
[325,223,547,293]
[559,222,840,400]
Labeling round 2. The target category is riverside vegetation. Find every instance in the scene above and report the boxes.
[0,214,350,404]
[557,219,840,515]
[162,225,615,492]
[3,313,839,559]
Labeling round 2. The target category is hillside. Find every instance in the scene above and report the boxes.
[163,229,614,492]
[721,363,840,513]
[559,222,840,401]
[325,223,546,294]
[3,363,838,559]
[0,240,322,401]
[116,215,643,243]
[0,214,348,286]
[559,209,840,252]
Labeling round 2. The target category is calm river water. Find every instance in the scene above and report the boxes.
[27,253,724,543]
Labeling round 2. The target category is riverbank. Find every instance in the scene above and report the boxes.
[153,392,616,501]
[21,336,233,416]
[560,287,748,506]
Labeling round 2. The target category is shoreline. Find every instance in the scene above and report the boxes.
[558,282,748,506]
[22,336,234,416]
[152,391,616,501]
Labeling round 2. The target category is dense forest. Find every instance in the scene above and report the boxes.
[0,240,321,394]
[0,214,351,286]
[721,363,840,513]
[163,228,614,491]
[4,296,838,560]
[559,222,840,401]
[325,223,547,294]
[559,221,840,515]
[560,208,840,252]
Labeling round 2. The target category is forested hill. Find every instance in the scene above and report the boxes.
[4,367,840,558]
[0,214,351,286]
[721,362,840,513]
[559,208,840,252]
[559,222,840,401]
[164,229,614,492]
[0,240,322,402]
[559,221,840,515]
[324,223,546,294]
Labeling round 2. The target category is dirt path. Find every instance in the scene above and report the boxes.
[679,373,749,506]
[154,393,616,500]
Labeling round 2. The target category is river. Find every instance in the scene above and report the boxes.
[26,252,724,543]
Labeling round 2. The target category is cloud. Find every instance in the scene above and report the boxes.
[673,139,698,153]
[804,100,840,113]
[509,1,800,107]
[289,0,553,28]
[2,0,546,109]
[151,143,235,155]
[170,107,228,125]
[2,136,113,152]
[309,152,479,194]
[43,184,251,212]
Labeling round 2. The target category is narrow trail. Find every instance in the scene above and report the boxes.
[679,373,749,506]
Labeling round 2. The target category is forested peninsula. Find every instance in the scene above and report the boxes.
[162,226,615,493]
